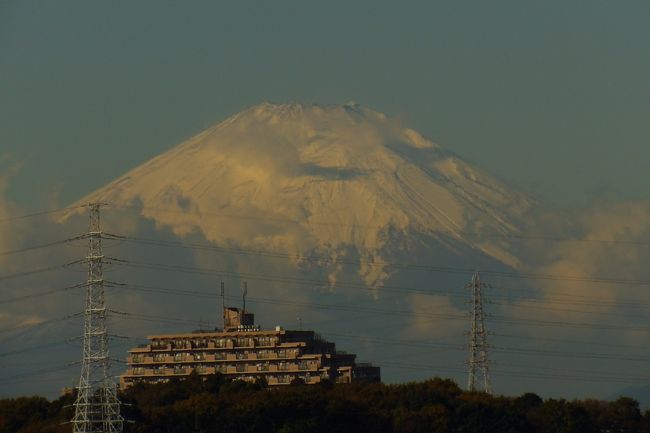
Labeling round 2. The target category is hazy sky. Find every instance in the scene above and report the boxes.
[2,1,650,401]
[1,0,648,209]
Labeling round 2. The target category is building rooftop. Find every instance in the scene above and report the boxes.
[119,299,380,388]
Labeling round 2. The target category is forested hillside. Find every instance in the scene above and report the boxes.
[1,375,648,433]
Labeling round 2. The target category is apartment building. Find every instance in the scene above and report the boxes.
[119,306,380,388]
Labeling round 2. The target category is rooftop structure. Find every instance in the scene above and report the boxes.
[119,303,380,388]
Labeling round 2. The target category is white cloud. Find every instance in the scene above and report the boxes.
[404,293,466,339]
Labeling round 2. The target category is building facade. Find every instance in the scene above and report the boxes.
[119,307,380,388]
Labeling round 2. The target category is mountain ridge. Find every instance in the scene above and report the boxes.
[72,102,535,285]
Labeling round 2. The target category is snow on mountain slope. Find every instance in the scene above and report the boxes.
[73,102,534,285]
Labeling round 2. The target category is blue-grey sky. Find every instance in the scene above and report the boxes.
[1,0,648,208]
[2,1,650,401]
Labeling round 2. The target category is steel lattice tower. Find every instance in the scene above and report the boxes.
[466,271,492,394]
[72,203,123,433]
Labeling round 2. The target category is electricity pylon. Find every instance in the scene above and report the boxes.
[466,271,492,394]
[72,203,123,433]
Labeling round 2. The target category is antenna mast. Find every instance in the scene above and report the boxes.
[72,203,123,433]
[242,281,248,312]
[466,271,492,394]
[220,281,225,330]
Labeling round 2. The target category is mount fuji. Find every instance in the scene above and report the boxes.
[73,102,535,287]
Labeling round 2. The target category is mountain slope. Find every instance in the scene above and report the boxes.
[73,102,534,285]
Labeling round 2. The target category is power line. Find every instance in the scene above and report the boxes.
[108,234,650,288]
[0,334,139,359]
[0,337,79,358]
[0,229,640,314]
[488,289,650,309]
[101,260,650,332]
[0,235,85,257]
[105,309,650,364]
[108,309,215,329]
[0,205,84,225]
[119,279,650,320]
[111,281,650,333]
[4,276,647,327]
[107,258,650,311]
[0,259,86,282]
[378,361,650,385]
[0,264,69,282]
[101,238,650,307]
[0,312,82,335]
[0,283,87,306]
[0,363,79,386]
[0,232,639,310]
[104,202,650,247]
[102,285,637,356]
[116,282,650,348]
[494,332,644,351]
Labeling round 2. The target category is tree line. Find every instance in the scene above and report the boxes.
[1,374,648,433]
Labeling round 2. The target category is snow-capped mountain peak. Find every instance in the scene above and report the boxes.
[73,102,533,285]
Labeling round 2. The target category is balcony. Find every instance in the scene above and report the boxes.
[151,343,169,351]
[191,340,208,349]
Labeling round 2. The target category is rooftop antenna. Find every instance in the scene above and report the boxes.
[297,316,302,331]
[220,281,225,330]
[242,281,248,313]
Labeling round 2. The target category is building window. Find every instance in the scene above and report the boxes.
[173,366,186,375]
[298,361,309,370]
[236,364,246,372]
[192,339,207,348]
[131,355,143,363]
[214,352,226,360]
[277,375,291,384]
[171,340,186,350]
[257,336,277,346]
[132,367,144,375]
[277,349,286,358]
[235,337,252,347]
[153,353,166,362]
[236,352,247,360]
[194,353,206,361]
[257,363,269,372]
[257,350,269,359]
[151,341,167,350]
